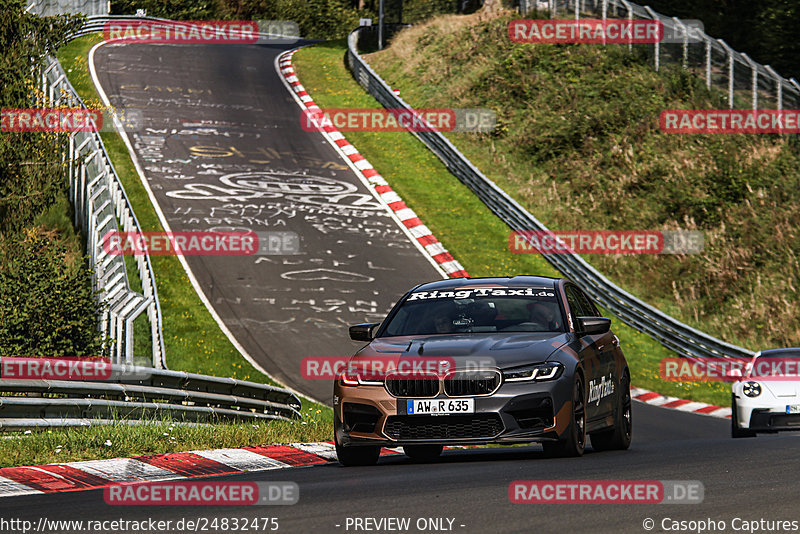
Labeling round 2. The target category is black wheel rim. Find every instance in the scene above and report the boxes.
[574,377,585,448]
[622,380,632,440]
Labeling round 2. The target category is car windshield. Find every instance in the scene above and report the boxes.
[750,350,800,377]
[381,287,563,336]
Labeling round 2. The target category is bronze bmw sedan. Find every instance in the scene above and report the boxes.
[333,276,632,466]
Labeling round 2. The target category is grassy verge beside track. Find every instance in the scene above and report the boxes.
[292,40,731,406]
[0,408,331,468]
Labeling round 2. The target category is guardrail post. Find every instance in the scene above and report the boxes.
[618,0,633,51]
[741,53,758,110]
[789,78,800,105]
[764,65,782,110]
[671,17,688,69]
[717,39,735,108]
[643,7,659,71]
[51,44,167,368]
[601,0,608,45]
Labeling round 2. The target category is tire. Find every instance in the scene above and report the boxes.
[590,371,633,451]
[334,420,380,466]
[731,395,756,439]
[403,444,443,462]
[543,373,586,457]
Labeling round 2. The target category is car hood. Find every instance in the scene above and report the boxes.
[358,332,570,369]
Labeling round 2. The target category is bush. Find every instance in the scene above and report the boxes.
[0,231,106,356]
[111,0,370,39]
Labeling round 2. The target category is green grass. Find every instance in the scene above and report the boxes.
[293,40,731,406]
[0,408,331,468]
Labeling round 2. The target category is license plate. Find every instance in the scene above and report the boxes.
[407,399,474,415]
[786,405,800,414]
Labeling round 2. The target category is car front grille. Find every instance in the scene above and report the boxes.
[384,414,504,440]
[385,375,440,398]
[444,370,501,396]
[384,370,502,398]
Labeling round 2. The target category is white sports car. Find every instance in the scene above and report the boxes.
[732,348,800,438]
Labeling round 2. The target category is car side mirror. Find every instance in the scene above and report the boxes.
[577,316,611,335]
[726,368,743,381]
[349,322,380,342]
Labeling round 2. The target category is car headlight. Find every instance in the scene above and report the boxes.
[503,362,564,382]
[742,381,762,398]
[339,370,382,387]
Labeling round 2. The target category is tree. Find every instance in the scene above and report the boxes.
[0,0,84,234]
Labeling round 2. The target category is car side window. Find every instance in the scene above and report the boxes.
[576,288,600,317]
[565,286,589,317]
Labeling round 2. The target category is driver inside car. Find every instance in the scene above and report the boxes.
[527,301,561,331]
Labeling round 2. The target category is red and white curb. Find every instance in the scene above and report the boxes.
[631,386,731,418]
[0,442,406,498]
[275,49,469,279]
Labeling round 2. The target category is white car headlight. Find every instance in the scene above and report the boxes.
[503,362,564,382]
[743,381,762,398]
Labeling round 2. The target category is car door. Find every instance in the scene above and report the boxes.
[565,285,616,422]
[564,285,602,423]
[577,287,619,420]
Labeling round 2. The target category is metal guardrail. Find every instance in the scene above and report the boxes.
[39,54,166,369]
[347,26,755,363]
[0,365,301,430]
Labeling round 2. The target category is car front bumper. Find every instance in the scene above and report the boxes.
[735,394,800,432]
[333,378,574,447]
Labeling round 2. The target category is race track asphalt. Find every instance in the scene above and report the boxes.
[4,403,798,533]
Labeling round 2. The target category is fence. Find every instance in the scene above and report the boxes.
[517,0,800,111]
[25,0,108,16]
[38,55,166,369]
[347,26,756,363]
